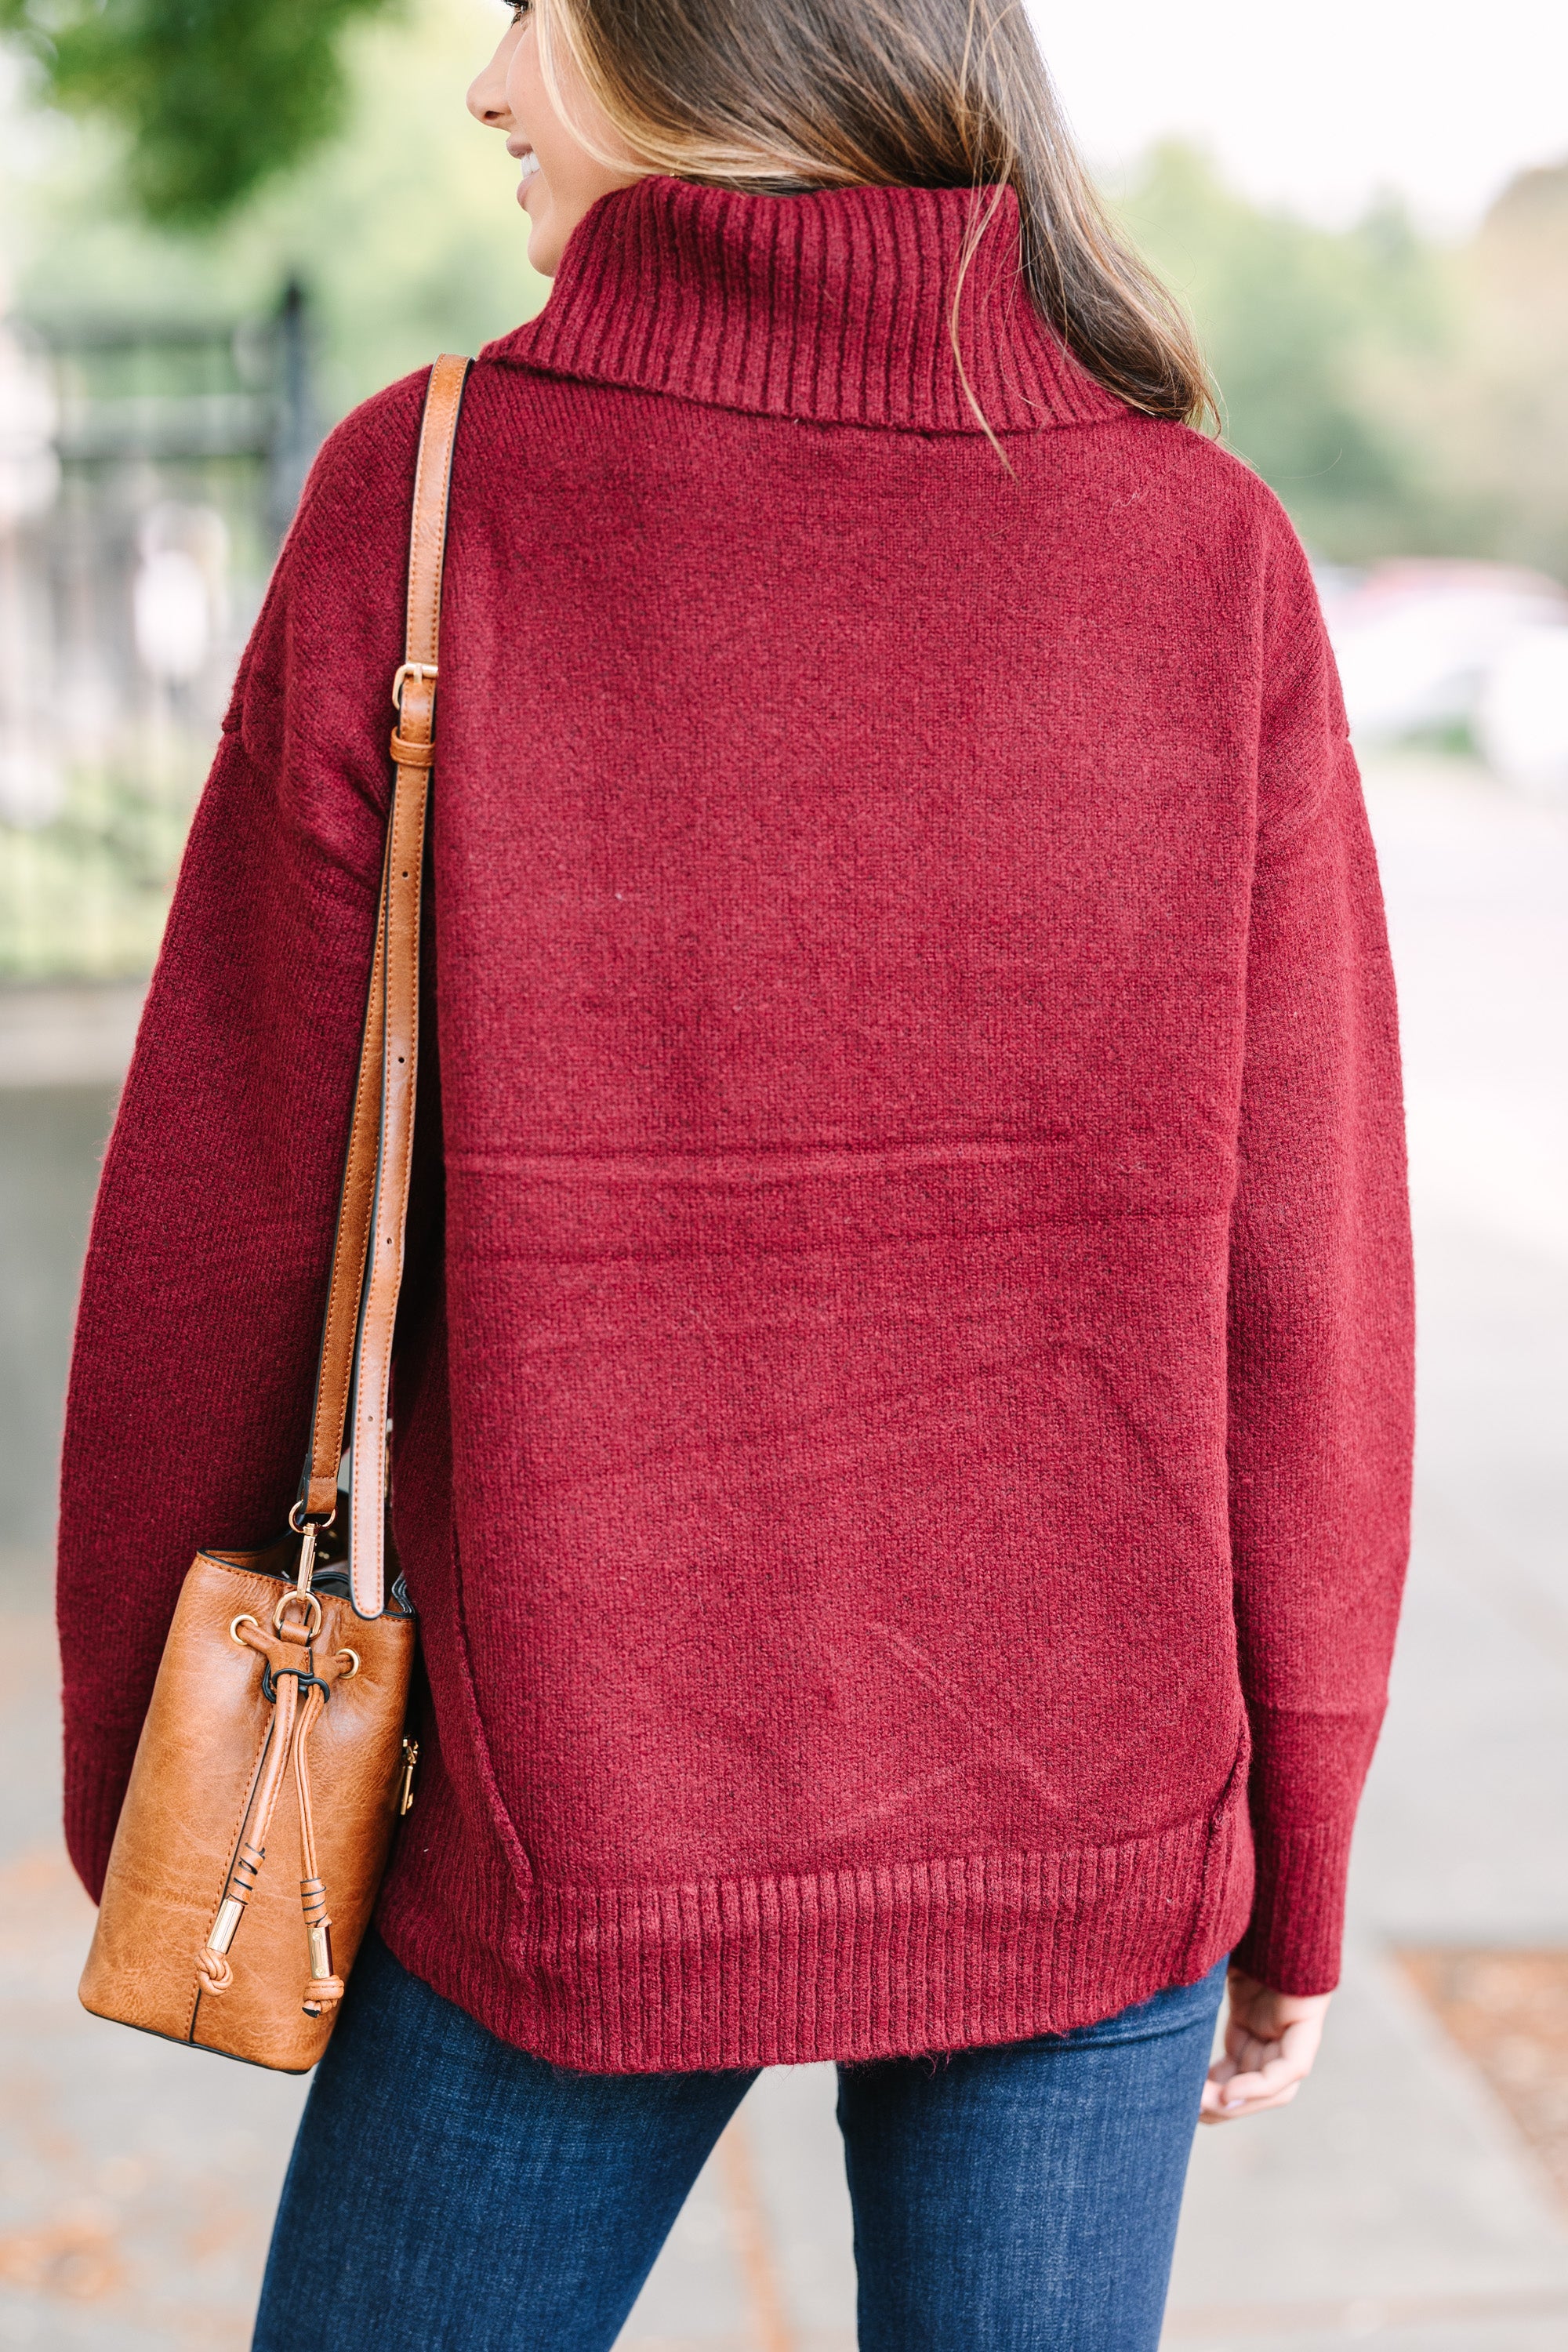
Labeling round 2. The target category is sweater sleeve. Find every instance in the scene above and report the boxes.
[1225,528,1415,1995]
[56,376,425,1901]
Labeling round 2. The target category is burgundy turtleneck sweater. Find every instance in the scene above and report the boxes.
[58,179,1413,2071]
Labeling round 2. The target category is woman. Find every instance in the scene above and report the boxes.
[57,0,1414,2342]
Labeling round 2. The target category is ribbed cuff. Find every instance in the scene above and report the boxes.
[62,1723,141,1905]
[1230,1702,1386,1995]
[1230,1814,1356,1994]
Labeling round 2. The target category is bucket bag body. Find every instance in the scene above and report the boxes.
[78,355,472,2073]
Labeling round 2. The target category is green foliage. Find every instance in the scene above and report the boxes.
[0,0,400,221]
[1432,163,1568,580]
[1114,144,1468,561]
[8,0,546,416]
[1,0,546,983]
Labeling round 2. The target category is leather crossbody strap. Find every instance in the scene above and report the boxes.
[296,353,472,1617]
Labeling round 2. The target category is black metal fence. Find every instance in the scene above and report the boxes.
[0,286,318,980]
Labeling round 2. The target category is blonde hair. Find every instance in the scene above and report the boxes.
[530,0,1213,432]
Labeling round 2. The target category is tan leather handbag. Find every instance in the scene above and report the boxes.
[78,354,472,2074]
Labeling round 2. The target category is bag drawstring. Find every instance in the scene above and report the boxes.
[195,1607,358,2015]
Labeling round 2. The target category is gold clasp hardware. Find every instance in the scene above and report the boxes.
[294,1518,319,1595]
[286,1501,335,1596]
[391,661,437,710]
[397,1737,419,1817]
[274,1588,323,1641]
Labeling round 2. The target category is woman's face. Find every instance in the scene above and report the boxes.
[466,5,643,277]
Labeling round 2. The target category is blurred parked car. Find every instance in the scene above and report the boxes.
[1317,557,1568,798]
[1477,626,1568,800]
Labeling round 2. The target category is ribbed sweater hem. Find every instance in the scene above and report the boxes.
[377,1798,1257,2074]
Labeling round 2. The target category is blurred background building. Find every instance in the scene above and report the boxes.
[0,0,1564,2343]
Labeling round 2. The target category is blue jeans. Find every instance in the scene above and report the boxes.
[254,1934,1225,2350]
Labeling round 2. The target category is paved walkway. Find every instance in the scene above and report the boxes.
[0,754,1563,2348]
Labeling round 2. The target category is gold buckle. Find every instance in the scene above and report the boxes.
[391,661,437,710]
[274,1589,324,1641]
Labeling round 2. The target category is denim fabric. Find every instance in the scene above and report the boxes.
[252,1935,1225,2350]
[839,1964,1226,2350]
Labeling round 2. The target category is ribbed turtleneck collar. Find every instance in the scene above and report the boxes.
[487,177,1127,434]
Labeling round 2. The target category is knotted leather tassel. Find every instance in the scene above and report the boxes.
[195,1661,299,1994]
[292,1683,345,2015]
[196,1615,354,2012]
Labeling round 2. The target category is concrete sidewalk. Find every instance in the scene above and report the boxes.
[1,754,1563,2349]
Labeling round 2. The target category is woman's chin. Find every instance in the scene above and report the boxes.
[521,187,561,276]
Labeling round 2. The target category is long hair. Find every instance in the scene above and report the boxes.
[531,0,1213,430]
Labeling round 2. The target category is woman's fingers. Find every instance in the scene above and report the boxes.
[1200,2075,1300,2122]
[1200,2056,1304,2121]
[1211,2050,1307,2102]
[1199,1982,1332,2123]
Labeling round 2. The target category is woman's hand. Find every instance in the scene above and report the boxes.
[1199,1968,1332,2124]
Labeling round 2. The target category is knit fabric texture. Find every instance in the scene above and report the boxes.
[57,178,1414,2071]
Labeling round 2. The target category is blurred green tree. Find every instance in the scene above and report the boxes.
[1114,143,1470,562]
[0,0,400,220]
[6,0,546,416]
[1427,162,1568,580]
